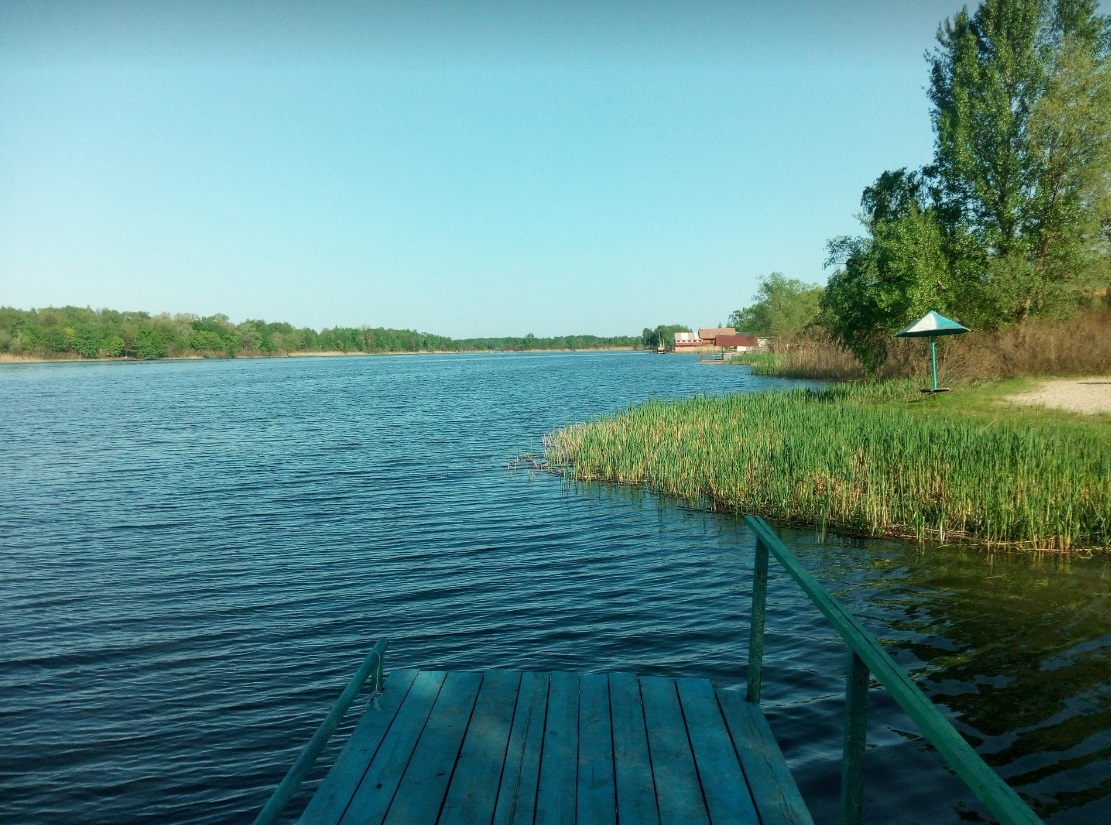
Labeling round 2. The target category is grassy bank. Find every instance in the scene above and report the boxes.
[545,381,1111,551]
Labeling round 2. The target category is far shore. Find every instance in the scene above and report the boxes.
[0,346,639,365]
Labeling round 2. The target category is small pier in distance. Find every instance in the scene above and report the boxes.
[255,516,1043,825]
[298,668,808,824]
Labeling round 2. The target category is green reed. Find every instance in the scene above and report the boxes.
[545,385,1111,551]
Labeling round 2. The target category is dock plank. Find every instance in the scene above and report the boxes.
[608,672,660,825]
[577,672,616,825]
[298,670,814,825]
[640,675,709,825]
[383,670,484,825]
[438,670,522,825]
[337,670,447,825]
[492,671,549,825]
[676,678,759,825]
[716,690,814,825]
[535,671,580,825]
[299,668,419,825]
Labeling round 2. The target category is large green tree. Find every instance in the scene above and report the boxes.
[729,273,823,336]
[822,171,954,370]
[928,0,1111,317]
[641,324,691,350]
[822,0,1111,371]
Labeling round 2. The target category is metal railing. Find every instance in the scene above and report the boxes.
[744,515,1042,825]
[253,637,389,825]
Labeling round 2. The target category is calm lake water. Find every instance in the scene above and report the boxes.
[1,352,1109,824]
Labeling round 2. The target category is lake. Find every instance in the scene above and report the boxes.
[1,352,1108,823]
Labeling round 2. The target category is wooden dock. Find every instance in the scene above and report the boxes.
[298,668,813,825]
[258,517,1043,825]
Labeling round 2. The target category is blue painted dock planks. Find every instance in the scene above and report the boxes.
[492,671,548,825]
[299,669,813,825]
[609,672,660,825]
[576,672,615,825]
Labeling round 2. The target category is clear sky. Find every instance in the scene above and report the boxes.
[1,1,973,339]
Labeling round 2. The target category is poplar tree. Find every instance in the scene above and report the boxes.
[822,0,1111,371]
[928,0,1111,318]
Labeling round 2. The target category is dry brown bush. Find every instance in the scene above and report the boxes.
[774,308,1111,382]
[772,334,866,380]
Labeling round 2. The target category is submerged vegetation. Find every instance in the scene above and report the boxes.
[545,382,1111,551]
[0,306,638,361]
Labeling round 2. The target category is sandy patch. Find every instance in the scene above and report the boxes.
[1006,377,1111,415]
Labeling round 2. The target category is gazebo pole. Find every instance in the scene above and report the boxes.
[895,311,968,393]
[930,336,938,391]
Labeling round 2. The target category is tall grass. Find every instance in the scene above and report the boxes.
[723,352,785,370]
[755,307,1111,382]
[545,384,1111,551]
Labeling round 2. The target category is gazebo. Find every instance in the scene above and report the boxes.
[895,311,969,393]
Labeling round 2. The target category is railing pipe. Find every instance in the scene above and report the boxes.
[840,650,869,825]
[746,535,769,703]
[254,637,389,825]
[744,515,1041,825]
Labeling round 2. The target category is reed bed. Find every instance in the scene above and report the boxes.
[545,384,1111,551]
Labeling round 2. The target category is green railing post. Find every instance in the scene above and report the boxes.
[254,638,389,825]
[743,515,1042,825]
[841,649,869,825]
[747,535,770,704]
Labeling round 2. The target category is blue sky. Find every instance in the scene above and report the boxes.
[2,2,971,338]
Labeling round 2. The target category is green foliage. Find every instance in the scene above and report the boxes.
[72,325,104,358]
[728,272,823,336]
[823,0,1111,371]
[135,323,170,360]
[546,383,1111,550]
[102,335,125,357]
[928,0,1111,315]
[0,305,640,360]
[724,351,785,371]
[640,324,691,350]
[823,188,954,371]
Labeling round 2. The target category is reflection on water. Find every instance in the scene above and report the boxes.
[0,353,1108,823]
[766,529,1111,823]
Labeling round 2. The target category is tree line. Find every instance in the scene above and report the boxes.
[0,306,640,360]
[730,0,1111,371]
[640,324,692,350]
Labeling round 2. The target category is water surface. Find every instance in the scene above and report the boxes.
[1,352,1108,823]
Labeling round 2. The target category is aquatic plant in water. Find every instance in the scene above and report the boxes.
[545,385,1111,551]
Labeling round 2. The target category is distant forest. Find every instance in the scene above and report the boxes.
[0,306,640,360]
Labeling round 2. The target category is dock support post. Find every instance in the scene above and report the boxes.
[747,535,769,703]
[841,649,869,825]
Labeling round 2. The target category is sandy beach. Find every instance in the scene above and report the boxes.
[1006,377,1111,415]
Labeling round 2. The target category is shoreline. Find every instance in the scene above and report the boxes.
[0,347,640,365]
[544,380,1111,552]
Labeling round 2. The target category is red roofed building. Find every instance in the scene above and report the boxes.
[697,327,735,345]
[715,334,760,351]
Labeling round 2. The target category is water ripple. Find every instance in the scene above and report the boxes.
[2,354,1109,823]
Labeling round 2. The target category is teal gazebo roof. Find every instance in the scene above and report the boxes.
[895,311,969,338]
[894,311,970,393]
